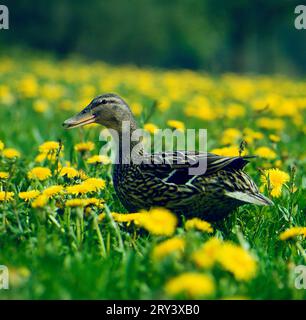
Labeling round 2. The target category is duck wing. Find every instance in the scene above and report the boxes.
[139,151,254,184]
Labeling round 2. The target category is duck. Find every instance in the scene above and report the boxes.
[63,93,273,221]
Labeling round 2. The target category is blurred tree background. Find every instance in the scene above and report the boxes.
[0,0,305,74]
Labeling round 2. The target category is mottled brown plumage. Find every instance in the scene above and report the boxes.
[63,93,273,221]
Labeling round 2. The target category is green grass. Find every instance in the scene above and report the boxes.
[0,52,305,299]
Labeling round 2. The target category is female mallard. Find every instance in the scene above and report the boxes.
[63,93,273,221]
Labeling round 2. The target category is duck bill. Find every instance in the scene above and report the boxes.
[62,112,96,129]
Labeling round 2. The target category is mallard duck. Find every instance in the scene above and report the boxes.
[63,93,273,221]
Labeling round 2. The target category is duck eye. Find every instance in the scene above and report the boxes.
[102,99,107,104]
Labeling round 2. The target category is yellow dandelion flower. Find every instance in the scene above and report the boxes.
[243,128,264,144]
[87,155,111,165]
[138,207,177,236]
[112,212,143,224]
[165,272,215,298]
[217,242,257,281]
[98,213,106,222]
[19,76,38,97]
[42,185,64,197]
[157,99,171,112]
[226,103,246,119]
[2,148,21,159]
[130,102,142,116]
[211,145,246,157]
[19,190,40,201]
[269,134,281,143]
[221,128,241,145]
[0,171,9,179]
[83,178,106,191]
[32,195,49,208]
[256,117,285,131]
[28,167,52,181]
[84,198,104,208]
[167,120,185,131]
[39,141,61,153]
[185,218,213,233]
[65,199,87,207]
[74,141,95,152]
[192,237,222,269]
[66,183,95,195]
[279,227,306,241]
[152,237,185,260]
[255,147,277,159]
[35,153,47,162]
[33,100,49,113]
[144,123,159,134]
[260,168,289,198]
[78,170,88,180]
[59,167,79,179]
[0,191,14,201]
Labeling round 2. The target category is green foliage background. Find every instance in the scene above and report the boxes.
[1,0,305,74]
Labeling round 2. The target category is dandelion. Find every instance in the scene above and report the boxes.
[65,199,87,207]
[144,123,159,134]
[74,141,95,152]
[0,172,9,179]
[66,183,95,195]
[78,170,88,180]
[221,128,241,145]
[19,190,40,201]
[211,145,246,157]
[35,153,47,162]
[83,178,106,191]
[39,141,61,154]
[192,237,222,268]
[33,100,49,113]
[261,168,289,198]
[0,191,14,201]
[279,227,306,241]
[165,273,215,298]
[2,148,21,159]
[269,134,281,143]
[31,195,49,208]
[243,128,264,144]
[42,185,64,197]
[19,76,38,97]
[226,104,246,119]
[98,213,106,222]
[130,102,142,116]
[28,167,52,181]
[84,198,104,208]
[152,237,185,260]
[138,207,177,236]
[185,218,213,233]
[167,120,185,131]
[256,117,285,131]
[255,147,277,159]
[111,212,143,224]
[87,155,111,165]
[217,242,257,281]
[59,167,79,179]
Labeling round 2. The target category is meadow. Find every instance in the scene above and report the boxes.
[0,52,305,299]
